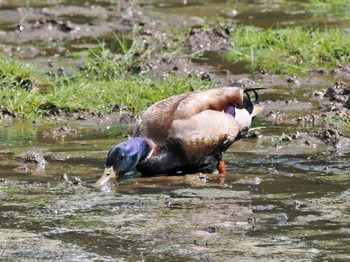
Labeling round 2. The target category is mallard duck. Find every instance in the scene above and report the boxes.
[95,87,263,186]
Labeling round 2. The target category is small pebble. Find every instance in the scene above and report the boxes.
[294,200,301,208]
[235,221,248,226]
[268,168,279,176]
[203,226,216,233]
[72,177,82,185]
[275,213,288,223]
[165,198,174,207]
[62,173,68,181]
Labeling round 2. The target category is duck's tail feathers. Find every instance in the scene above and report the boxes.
[240,88,266,116]
[244,88,266,103]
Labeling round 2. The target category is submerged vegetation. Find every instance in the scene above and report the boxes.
[227,26,350,74]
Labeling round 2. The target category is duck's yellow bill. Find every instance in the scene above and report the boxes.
[95,166,118,187]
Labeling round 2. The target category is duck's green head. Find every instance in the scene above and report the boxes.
[95,138,150,187]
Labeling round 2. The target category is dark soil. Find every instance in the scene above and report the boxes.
[15,151,46,174]
[299,81,350,124]
[0,0,142,58]
[0,105,16,119]
[184,25,232,52]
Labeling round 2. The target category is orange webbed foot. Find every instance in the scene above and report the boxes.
[217,160,226,174]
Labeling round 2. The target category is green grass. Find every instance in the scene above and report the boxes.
[0,21,207,122]
[0,24,213,121]
[226,26,350,74]
[0,50,212,121]
[3,20,350,121]
[47,75,210,113]
[0,55,39,90]
[302,0,350,18]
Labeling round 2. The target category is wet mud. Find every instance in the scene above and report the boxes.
[1,0,350,261]
[184,26,232,52]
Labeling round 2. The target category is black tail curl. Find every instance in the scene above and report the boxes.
[239,88,266,114]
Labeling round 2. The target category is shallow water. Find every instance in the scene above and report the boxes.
[1,0,350,261]
[1,113,349,261]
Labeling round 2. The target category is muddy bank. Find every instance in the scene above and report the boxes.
[0,0,142,48]
[1,0,350,125]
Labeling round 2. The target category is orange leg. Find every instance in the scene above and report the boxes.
[217,160,226,174]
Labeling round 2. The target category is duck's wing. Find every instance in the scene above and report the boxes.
[136,87,244,146]
[135,92,190,145]
[173,87,243,119]
[169,109,241,163]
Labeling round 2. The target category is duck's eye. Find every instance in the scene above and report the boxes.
[119,154,127,161]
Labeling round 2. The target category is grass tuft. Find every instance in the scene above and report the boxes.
[226,26,350,74]
[0,55,35,90]
[0,44,212,121]
[48,75,211,114]
[302,0,350,18]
